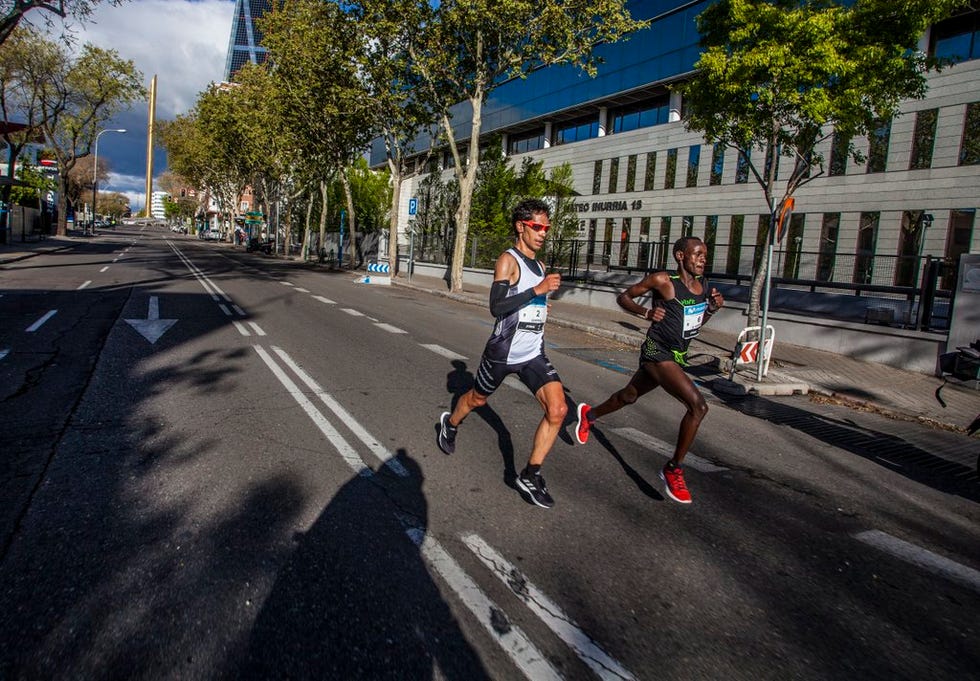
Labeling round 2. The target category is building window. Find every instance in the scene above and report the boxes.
[895,210,928,287]
[735,149,750,183]
[817,213,840,282]
[554,116,599,145]
[704,215,717,271]
[909,109,938,170]
[626,154,637,192]
[853,212,880,284]
[644,152,657,191]
[727,215,744,275]
[710,143,725,185]
[658,217,671,269]
[507,130,546,154]
[602,218,615,266]
[664,148,677,189]
[932,8,980,63]
[682,215,694,237]
[592,160,603,194]
[619,218,632,266]
[686,145,701,188]
[586,219,597,265]
[764,146,780,181]
[608,157,620,193]
[611,96,671,133]
[638,216,651,268]
[867,119,891,173]
[943,209,976,289]
[829,133,850,176]
[782,214,805,279]
[959,101,980,166]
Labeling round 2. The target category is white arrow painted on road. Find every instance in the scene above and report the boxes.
[125,296,177,343]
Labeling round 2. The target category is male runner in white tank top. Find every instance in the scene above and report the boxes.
[436,198,567,508]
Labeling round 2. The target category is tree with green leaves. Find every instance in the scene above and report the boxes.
[676,0,964,327]
[259,0,375,264]
[351,0,439,275]
[407,0,644,292]
[29,36,143,234]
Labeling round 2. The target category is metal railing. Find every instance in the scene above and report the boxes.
[407,236,957,331]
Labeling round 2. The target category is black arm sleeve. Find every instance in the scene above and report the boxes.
[489,279,537,317]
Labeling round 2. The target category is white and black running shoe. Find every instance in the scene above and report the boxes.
[437,411,457,455]
[515,470,554,508]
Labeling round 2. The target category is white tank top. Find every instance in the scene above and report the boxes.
[483,248,548,364]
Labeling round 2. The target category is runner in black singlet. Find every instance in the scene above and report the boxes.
[436,198,567,508]
[573,237,724,504]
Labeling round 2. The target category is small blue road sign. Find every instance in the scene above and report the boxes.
[408,197,418,215]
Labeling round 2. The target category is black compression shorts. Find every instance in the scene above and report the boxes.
[474,353,561,397]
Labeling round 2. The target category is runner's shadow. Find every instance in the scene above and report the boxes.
[445,360,518,486]
[238,454,490,680]
[590,426,664,501]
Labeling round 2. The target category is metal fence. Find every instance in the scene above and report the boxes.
[408,235,957,331]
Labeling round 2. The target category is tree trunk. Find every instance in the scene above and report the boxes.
[387,162,402,276]
[302,192,313,261]
[339,167,356,267]
[318,179,329,264]
[56,175,69,236]
[448,87,485,292]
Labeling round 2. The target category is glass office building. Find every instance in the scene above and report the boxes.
[223,0,272,82]
[383,0,980,288]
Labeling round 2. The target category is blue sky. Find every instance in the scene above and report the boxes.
[40,0,236,212]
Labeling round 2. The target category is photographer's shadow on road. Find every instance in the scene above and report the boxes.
[237,454,490,680]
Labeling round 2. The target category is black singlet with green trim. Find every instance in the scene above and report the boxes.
[643,274,708,365]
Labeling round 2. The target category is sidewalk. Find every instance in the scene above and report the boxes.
[390,272,980,436]
[0,233,81,264]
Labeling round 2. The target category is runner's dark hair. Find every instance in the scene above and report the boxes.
[512,198,551,236]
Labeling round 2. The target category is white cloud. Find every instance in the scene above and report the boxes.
[37,0,236,205]
[68,0,235,119]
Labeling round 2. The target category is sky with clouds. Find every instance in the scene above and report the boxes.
[40,0,236,212]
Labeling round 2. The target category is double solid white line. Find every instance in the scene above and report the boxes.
[253,343,634,679]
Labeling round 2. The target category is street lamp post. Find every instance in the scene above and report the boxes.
[91,128,126,234]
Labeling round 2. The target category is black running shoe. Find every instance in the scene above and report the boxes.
[515,470,555,508]
[437,411,457,455]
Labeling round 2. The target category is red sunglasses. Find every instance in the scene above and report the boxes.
[519,220,550,233]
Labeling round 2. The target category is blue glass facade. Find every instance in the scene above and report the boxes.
[370,0,709,165]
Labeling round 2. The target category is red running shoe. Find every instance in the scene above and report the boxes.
[574,403,592,445]
[660,464,692,504]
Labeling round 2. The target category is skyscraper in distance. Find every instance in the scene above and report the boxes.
[223,0,272,82]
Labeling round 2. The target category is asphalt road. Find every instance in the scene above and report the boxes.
[1,225,977,680]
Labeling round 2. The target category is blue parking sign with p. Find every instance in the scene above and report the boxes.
[408,197,418,215]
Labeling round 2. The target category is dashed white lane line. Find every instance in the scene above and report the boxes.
[99,266,109,273]
[462,533,636,681]
[270,346,408,477]
[233,305,246,316]
[219,304,233,317]
[312,295,335,305]
[77,280,92,290]
[401,519,562,681]
[0,349,8,361]
[420,344,467,361]
[294,287,310,293]
[374,323,406,334]
[233,321,250,336]
[247,321,267,336]
[342,308,364,317]
[280,281,294,287]
[610,427,728,473]
[26,310,57,333]
[855,530,980,594]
